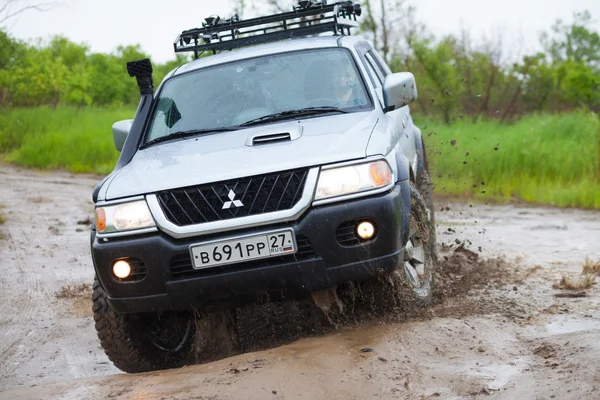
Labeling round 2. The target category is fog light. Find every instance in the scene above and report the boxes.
[356,221,375,240]
[113,260,131,279]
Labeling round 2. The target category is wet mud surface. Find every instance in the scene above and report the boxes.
[1,165,600,399]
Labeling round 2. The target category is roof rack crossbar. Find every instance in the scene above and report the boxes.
[173,1,361,57]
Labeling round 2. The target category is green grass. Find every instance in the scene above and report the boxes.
[1,106,599,209]
[417,111,600,209]
[0,106,135,175]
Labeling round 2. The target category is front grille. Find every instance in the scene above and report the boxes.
[169,235,316,280]
[157,169,309,227]
[114,258,147,283]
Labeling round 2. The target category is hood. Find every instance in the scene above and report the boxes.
[104,111,379,200]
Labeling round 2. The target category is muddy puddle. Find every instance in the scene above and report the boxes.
[1,165,599,399]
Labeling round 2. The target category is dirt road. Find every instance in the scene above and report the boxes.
[1,165,599,399]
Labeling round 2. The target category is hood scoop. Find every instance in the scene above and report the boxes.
[252,132,291,145]
[246,124,303,147]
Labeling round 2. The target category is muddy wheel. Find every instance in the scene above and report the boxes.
[92,276,196,373]
[334,183,437,316]
[402,183,436,305]
[417,142,435,229]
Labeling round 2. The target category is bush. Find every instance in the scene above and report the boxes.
[0,106,136,174]
[420,111,600,208]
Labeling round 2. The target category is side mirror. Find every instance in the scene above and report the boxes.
[383,72,418,112]
[112,120,133,152]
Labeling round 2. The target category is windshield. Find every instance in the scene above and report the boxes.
[145,48,371,143]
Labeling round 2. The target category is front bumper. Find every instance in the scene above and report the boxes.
[91,181,410,313]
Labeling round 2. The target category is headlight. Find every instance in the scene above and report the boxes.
[95,200,155,233]
[315,160,393,201]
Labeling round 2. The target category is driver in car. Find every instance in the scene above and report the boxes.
[304,59,365,108]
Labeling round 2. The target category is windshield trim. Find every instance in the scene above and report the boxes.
[140,47,375,146]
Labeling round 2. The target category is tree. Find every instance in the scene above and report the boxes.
[358,0,422,64]
[0,0,60,27]
[541,10,600,70]
[231,0,246,19]
[0,28,24,69]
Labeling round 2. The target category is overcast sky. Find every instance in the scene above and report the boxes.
[5,0,600,63]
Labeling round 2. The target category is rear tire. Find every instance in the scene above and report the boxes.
[92,276,196,373]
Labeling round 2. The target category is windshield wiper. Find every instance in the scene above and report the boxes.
[239,106,348,127]
[143,127,240,147]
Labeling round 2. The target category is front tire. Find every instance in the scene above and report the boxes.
[92,276,196,373]
[401,183,436,305]
[417,141,435,229]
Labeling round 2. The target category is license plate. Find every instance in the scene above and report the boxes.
[189,229,297,270]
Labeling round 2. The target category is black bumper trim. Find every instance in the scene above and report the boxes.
[107,249,403,313]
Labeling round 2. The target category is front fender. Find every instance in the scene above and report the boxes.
[413,126,425,178]
[390,151,411,245]
[393,151,411,183]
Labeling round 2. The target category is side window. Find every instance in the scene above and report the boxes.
[365,52,385,85]
[370,50,392,76]
[362,53,384,104]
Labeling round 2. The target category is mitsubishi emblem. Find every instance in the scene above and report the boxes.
[222,189,244,209]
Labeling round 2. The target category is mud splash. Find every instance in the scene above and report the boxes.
[56,283,92,299]
[191,244,514,365]
[55,283,94,318]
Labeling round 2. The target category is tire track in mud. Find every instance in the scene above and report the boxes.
[0,166,104,389]
[0,235,40,379]
[0,189,54,383]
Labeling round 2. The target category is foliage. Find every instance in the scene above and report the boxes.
[420,111,600,209]
[0,106,135,174]
[0,33,190,107]
[359,2,600,123]
[541,10,600,69]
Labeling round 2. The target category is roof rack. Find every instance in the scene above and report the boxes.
[174,1,362,58]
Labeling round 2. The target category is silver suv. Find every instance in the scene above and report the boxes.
[90,1,436,373]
